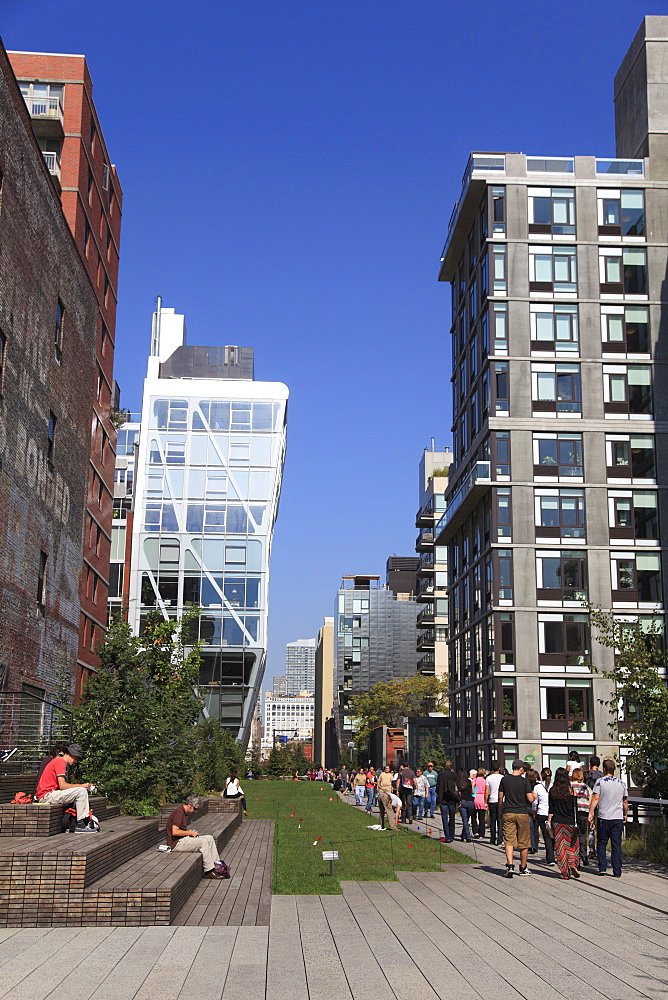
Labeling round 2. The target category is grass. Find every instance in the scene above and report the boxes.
[622,823,668,867]
[246,779,474,894]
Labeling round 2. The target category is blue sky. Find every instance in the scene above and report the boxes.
[3,0,655,689]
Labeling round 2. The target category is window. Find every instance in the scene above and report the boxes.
[536,550,587,601]
[600,248,647,295]
[609,490,659,541]
[144,502,178,532]
[55,300,64,363]
[529,246,577,294]
[491,245,506,292]
[496,488,511,539]
[528,187,575,235]
[611,552,662,603]
[603,365,652,417]
[597,189,644,237]
[491,302,507,354]
[498,612,514,664]
[535,489,585,539]
[539,614,590,667]
[87,169,94,205]
[47,412,56,468]
[501,680,516,733]
[36,550,47,611]
[541,680,592,732]
[493,431,510,478]
[494,362,509,413]
[534,434,583,479]
[532,363,581,415]
[606,434,655,481]
[530,303,578,353]
[496,549,513,602]
[165,435,186,465]
[601,305,649,355]
[491,186,505,234]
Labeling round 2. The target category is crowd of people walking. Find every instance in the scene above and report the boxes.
[316,751,629,879]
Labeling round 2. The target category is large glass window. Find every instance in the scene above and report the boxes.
[535,488,585,539]
[492,302,508,354]
[606,434,655,481]
[528,187,575,235]
[491,186,505,234]
[529,246,577,294]
[611,552,662,603]
[541,680,592,732]
[597,189,644,237]
[603,365,652,417]
[536,550,587,600]
[601,305,649,355]
[532,363,581,414]
[599,248,647,293]
[530,303,578,353]
[539,613,590,666]
[494,362,509,413]
[534,433,583,479]
[608,489,659,541]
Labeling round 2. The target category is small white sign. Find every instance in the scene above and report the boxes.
[322,850,339,861]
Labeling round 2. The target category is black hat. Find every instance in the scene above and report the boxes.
[67,744,84,759]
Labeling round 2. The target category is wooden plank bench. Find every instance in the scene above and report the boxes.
[0,795,121,836]
[80,809,242,926]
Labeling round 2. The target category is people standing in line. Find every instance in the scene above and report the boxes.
[570,767,592,866]
[353,768,366,805]
[424,762,438,819]
[548,766,580,880]
[457,769,474,842]
[498,759,536,877]
[588,758,628,878]
[566,751,581,776]
[223,769,248,816]
[525,769,540,854]
[397,762,416,823]
[531,769,555,865]
[364,766,376,813]
[484,762,503,845]
[436,760,460,843]
[471,768,487,839]
[413,768,430,820]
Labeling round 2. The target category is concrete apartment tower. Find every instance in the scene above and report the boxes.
[437,16,668,775]
[284,637,316,695]
[415,446,452,680]
[313,616,335,766]
[128,304,288,745]
[8,51,122,697]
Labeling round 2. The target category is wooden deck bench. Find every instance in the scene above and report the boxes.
[0,795,121,837]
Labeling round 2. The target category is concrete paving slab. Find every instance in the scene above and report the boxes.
[267,897,308,1000]
[220,926,268,1000]
[177,927,238,1000]
[132,927,208,1000]
[296,895,354,1000]
[47,927,147,1000]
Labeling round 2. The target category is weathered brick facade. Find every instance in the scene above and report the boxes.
[7,50,123,696]
[0,42,98,705]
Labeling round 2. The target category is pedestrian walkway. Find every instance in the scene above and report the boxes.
[173,818,273,926]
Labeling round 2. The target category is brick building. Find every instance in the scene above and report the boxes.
[8,49,122,695]
[0,42,99,721]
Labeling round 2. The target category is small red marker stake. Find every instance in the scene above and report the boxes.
[408,843,413,848]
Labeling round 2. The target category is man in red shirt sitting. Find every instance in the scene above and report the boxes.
[35,743,98,833]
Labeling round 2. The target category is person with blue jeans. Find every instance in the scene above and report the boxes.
[436,760,459,842]
[588,758,628,877]
[364,768,375,813]
[412,768,430,819]
[424,763,438,818]
[457,769,474,841]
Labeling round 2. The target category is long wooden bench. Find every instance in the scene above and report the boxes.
[0,796,121,837]
[80,810,241,926]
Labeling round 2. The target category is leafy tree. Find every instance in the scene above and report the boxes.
[589,606,668,796]
[349,675,448,750]
[419,732,448,769]
[265,744,292,778]
[73,611,204,811]
[189,718,245,794]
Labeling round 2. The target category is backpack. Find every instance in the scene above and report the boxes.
[214,860,231,878]
[10,792,33,804]
[62,807,77,832]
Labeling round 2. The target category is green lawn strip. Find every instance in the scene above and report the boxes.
[245,779,473,895]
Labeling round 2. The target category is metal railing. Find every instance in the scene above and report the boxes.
[25,95,63,120]
[595,158,644,177]
[436,461,491,536]
[0,691,73,773]
[42,151,61,180]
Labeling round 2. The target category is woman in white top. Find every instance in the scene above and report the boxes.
[223,769,248,815]
[531,768,555,864]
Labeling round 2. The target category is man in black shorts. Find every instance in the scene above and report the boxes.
[498,759,536,877]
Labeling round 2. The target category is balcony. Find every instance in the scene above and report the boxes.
[418,652,435,675]
[24,95,64,139]
[417,552,435,574]
[416,578,435,603]
[42,151,61,186]
[415,501,434,527]
[595,158,644,177]
[417,607,434,628]
[416,528,434,551]
[435,462,492,544]
[417,629,435,651]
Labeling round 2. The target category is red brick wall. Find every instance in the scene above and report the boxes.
[0,45,99,702]
[7,52,123,694]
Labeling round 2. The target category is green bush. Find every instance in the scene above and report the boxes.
[622,823,668,866]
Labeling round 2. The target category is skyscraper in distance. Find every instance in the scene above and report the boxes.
[285,637,316,695]
[128,303,288,744]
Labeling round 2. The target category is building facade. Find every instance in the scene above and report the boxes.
[272,675,287,697]
[285,637,316,695]
[313,616,334,766]
[335,574,418,752]
[0,44,99,738]
[262,691,314,752]
[437,16,668,775]
[415,447,452,679]
[8,51,122,697]
[128,304,288,745]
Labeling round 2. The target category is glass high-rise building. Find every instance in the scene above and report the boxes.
[128,304,288,744]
